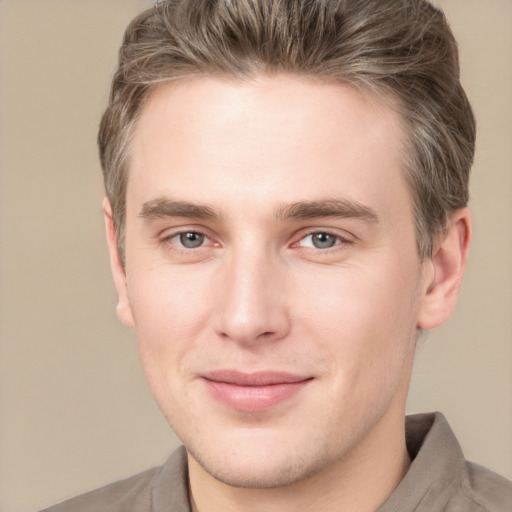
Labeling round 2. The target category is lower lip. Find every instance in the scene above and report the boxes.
[204,379,311,413]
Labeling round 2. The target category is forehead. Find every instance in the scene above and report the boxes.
[127,74,410,220]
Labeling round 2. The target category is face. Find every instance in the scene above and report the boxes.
[110,75,435,488]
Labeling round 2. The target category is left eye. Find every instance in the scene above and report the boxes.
[172,231,208,249]
[298,232,342,249]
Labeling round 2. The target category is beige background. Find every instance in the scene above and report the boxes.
[0,1,511,511]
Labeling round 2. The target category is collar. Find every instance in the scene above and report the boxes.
[150,412,465,512]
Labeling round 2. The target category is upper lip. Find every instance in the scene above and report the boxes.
[202,370,312,386]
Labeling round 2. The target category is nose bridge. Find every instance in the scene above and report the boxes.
[215,242,290,344]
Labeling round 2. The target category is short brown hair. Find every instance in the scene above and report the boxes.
[98,0,475,261]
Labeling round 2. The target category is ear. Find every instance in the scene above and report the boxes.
[417,208,472,330]
[102,197,135,329]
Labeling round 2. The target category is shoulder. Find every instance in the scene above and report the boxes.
[457,461,512,512]
[39,446,190,512]
[39,465,162,512]
[385,413,512,512]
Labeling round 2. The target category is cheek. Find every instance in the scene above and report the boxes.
[125,268,212,424]
[125,265,214,383]
[295,262,420,378]
[128,263,210,332]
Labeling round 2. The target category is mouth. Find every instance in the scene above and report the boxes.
[201,370,313,413]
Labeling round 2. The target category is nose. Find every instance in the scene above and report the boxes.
[214,251,291,346]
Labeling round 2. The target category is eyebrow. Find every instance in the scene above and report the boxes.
[139,197,378,223]
[139,197,221,221]
[275,199,379,223]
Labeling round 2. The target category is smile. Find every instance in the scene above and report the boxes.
[201,370,313,413]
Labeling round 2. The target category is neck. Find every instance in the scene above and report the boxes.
[188,411,411,512]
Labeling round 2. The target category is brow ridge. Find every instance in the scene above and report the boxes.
[275,199,379,222]
[139,197,378,224]
[139,197,220,221]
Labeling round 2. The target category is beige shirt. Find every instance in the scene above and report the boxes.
[42,413,512,512]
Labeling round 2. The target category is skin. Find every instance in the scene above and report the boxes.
[105,75,471,512]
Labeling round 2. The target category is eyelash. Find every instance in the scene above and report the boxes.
[159,228,353,256]
[295,231,351,251]
[162,230,215,252]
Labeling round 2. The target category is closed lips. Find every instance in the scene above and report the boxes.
[202,370,313,412]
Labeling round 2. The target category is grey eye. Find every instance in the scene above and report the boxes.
[179,232,205,248]
[311,232,338,249]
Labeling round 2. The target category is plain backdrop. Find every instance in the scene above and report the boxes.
[0,1,511,511]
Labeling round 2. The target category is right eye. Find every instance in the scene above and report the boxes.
[169,231,209,249]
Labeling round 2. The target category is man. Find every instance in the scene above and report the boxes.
[43,0,512,510]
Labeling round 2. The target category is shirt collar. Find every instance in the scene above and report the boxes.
[378,412,466,511]
[151,412,464,512]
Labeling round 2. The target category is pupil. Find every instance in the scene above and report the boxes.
[313,233,336,249]
[180,232,204,248]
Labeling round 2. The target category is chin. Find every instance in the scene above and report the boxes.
[185,427,336,489]
[192,452,329,489]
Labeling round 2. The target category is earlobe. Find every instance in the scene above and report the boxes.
[102,198,135,329]
[417,208,472,330]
